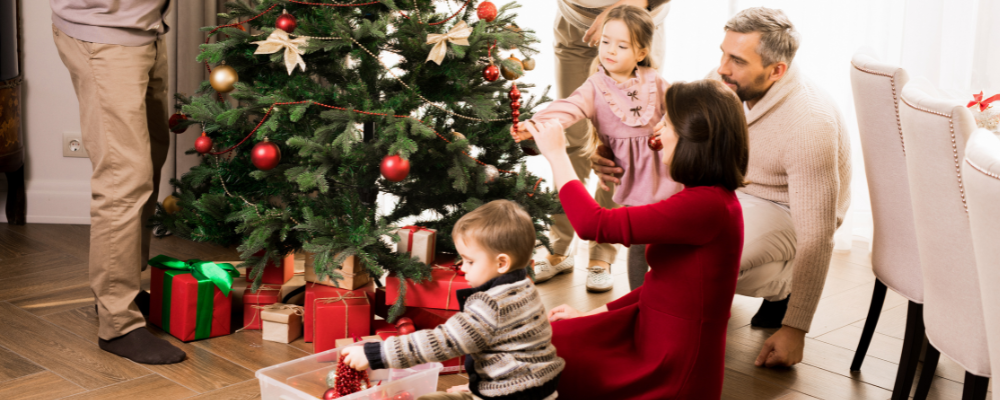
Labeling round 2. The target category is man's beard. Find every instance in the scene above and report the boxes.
[722,73,769,103]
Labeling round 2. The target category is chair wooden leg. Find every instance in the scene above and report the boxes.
[913,342,940,400]
[4,165,26,225]
[890,301,924,400]
[961,372,989,400]
[851,279,887,371]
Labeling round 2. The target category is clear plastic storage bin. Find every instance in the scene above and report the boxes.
[256,344,443,400]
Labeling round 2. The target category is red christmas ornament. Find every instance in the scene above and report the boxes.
[483,64,500,82]
[647,135,663,151]
[380,155,410,182]
[510,101,520,111]
[323,388,339,400]
[276,10,298,33]
[332,355,369,397]
[392,392,414,400]
[508,84,521,102]
[252,139,282,170]
[168,112,189,133]
[235,24,246,32]
[396,317,416,334]
[520,141,540,156]
[477,1,498,22]
[509,84,521,131]
[194,132,213,154]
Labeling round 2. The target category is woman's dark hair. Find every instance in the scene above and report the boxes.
[666,80,749,191]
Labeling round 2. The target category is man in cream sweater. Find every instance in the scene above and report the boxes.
[594,7,851,367]
[537,0,671,293]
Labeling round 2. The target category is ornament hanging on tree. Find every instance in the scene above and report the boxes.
[235,23,246,32]
[195,132,213,154]
[647,135,663,151]
[162,195,181,215]
[251,138,282,170]
[275,9,297,34]
[483,63,500,82]
[503,24,520,50]
[380,155,410,182]
[452,131,466,141]
[483,164,499,184]
[252,28,309,75]
[501,56,523,81]
[509,83,521,131]
[477,1,498,22]
[210,63,239,93]
[521,58,536,71]
[425,21,472,65]
[168,112,189,133]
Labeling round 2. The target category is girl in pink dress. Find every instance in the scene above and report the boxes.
[514,5,682,290]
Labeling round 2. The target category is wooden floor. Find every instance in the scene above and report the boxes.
[0,223,991,399]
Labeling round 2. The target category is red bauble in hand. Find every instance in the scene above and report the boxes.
[194,132,213,154]
[168,113,189,133]
[275,11,297,33]
[477,1,497,22]
[251,139,282,170]
[380,155,410,182]
[647,135,663,151]
[483,65,500,82]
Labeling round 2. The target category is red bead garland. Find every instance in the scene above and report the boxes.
[333,354,369,397]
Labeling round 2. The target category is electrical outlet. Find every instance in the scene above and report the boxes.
[63,132,89,158]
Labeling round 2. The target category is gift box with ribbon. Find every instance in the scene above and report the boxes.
[304,282,375,343]
[241,284,283,330]
[385,257,469,311]
[148,255,239,342]
[395,226,436,265]
[312,289,372,354]
[304,252,371,290]
[259,303,304,344]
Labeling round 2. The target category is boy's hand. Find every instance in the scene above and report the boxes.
[340,346,370,371]
[446,384,471,393]
[510,121,533,143]
[548,304,582,322]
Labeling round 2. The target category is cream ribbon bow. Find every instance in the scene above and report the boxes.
[252,29,309,75]
[425,21,472,65]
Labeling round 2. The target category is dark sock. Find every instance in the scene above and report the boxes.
[99,328,186,365]
[751,295,790,329]
[95,290,150,316]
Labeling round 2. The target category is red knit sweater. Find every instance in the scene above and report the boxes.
[551,181,743,399]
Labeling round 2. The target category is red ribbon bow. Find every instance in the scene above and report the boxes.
[968,91,1000,112]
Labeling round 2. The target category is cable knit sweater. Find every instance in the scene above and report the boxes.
[710,65,851,332]
[365,269,564,399]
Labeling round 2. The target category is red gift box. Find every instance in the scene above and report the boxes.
[312,289,372,354]
[250,251,295,285]
[304,282,375,343]
[374,319,465,374]
[148,256,236,342]
[241,284,282,330]
[385,257,469,311]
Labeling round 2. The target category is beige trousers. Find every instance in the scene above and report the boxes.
[53,25,170,340]
[549,9,667,263]
[734,191,797,302]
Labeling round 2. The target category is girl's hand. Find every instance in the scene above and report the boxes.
[525,121,566,158]
[340,346,370,371]
[447,384,471,393]
[548,304,582,322]
[510,121,533,143]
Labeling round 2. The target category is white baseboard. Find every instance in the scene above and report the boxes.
[0,179,93,225]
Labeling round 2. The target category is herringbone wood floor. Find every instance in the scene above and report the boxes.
[0,222,990,399]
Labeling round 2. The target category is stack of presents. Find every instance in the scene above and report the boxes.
[146,226,468,374]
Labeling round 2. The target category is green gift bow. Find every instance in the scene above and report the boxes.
[148,255,240,296]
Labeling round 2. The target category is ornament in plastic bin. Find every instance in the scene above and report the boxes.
[328,355,370,398]
[391,392,414,400]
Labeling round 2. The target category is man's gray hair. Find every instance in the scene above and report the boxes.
[725,7,800,66]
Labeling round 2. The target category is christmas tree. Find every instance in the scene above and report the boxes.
[156,0,559,319]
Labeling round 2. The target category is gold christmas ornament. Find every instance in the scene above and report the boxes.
[452,131,466,141]
[521,58,536,71]
[252,29,309,75]
[162,195,181,215]
[501,56,523,80]
[210,64,239,93]
[425,21,472,65]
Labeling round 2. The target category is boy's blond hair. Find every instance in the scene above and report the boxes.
[452,200,535,271]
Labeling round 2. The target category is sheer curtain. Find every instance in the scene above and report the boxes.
[509,0,997,252]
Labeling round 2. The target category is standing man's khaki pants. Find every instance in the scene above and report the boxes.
[53,25,170,341]
[550,8,666,263]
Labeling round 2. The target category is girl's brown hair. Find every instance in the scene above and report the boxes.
[666,80,749,191]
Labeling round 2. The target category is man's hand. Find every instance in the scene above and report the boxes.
[755,326,806,367]
[589,147,623,191]
[583,0,650,46]
[340,346,370,371]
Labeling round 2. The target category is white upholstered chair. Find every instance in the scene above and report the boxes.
[965,129,1000,394]
[848,49,924,399]
[900,78,991,400]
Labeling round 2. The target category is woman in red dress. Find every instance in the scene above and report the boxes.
[526,79,749,399]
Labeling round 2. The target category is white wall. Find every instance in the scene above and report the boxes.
[0,1,176,224]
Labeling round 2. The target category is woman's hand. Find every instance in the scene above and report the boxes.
[510,121,533,143]
[525,120,567,159]
[548,304,582,322]
[340,346,370,371]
